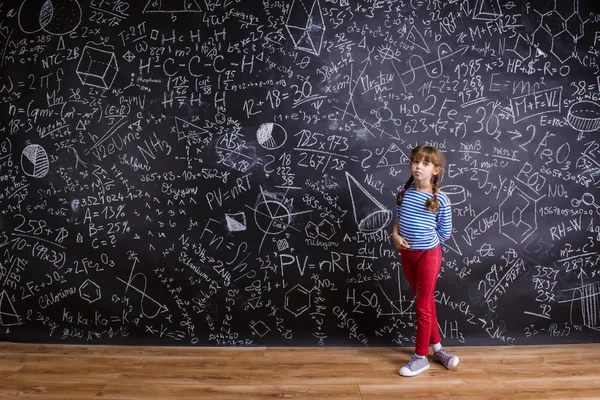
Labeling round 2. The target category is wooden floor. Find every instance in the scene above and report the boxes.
[0,342,599,399]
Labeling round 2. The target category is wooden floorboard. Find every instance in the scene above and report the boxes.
[0,342,598,399]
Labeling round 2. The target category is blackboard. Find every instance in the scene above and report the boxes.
[1,0,600,347]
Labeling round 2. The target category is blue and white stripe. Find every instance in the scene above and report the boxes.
[395,186,452,250]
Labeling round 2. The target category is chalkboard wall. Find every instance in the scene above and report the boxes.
[1,0,600,347]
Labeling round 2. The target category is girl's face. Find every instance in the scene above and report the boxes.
[410,156,441,183]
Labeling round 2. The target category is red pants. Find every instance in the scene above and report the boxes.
[400,245,442,356]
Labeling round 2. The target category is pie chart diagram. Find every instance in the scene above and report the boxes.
[21,144,49,178]
[254,200,291,234]
[256,123,287,150]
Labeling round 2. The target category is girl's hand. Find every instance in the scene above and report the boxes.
[393,235,410,250]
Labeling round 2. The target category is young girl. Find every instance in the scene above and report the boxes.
[391,145,459,377]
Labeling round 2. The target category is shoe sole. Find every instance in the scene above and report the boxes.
[399,363,430,377]
[436,355,459,369]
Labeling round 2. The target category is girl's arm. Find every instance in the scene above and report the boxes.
[436,195,452,242]
[391,220,410,250]
[391,220,399,237]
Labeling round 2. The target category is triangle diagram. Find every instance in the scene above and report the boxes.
[345,172,393,233]
[473,0,502,20]
[175,117,211,141]
[377,143,409,168]
[226,212,247,232]
[442,235,463,256]
[0,290,21,326]
[407,26,430,53]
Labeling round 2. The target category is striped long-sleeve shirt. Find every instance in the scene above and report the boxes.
[395,186,452,250]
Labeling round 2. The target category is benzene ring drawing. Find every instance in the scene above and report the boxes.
[19,0,82,35]
[499,186,538,244]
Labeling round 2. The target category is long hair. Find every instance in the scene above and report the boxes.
[396,145,445,213]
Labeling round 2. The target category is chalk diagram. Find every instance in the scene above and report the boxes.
[225,212,247,232]
[376,143,409,169]
[533,0,586,63]
[250,320,271,337]
[561,281,600,331]
[79,279,101,303]
[333,40,468,140]
[18,0,82,35]
[571,193,600,215]
[285,284,312,316]
[117,262,169,319]
[331,66,402,140]
[305,219,335,241]
[406,25,430,53]
[0,290,21,327]
[68,147,88,170]
[143,0,202,13]
[345,172,393,233]
[247,186,312,252]
[76,44,119,90]
[285,0,326,56]
[442,185,467,206]
[21,144,49,178]
[433,185,467,256]
[175,117,212,142]
[84,116,129,157]
[371,102,403,128]
[567,101,600,132]
[472,0,502,21]
[376,269,417,319]
[275,237,290,251]
[123,51,135,63]
[393,42,470,89]
[499,181,542,244]
[256,123,287,150]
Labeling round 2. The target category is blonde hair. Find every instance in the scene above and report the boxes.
[396,145,445,213]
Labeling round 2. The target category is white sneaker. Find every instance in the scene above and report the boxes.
[434,348,459,369]
[399,354,430,377]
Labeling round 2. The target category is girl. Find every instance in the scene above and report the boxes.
[391,145,459,377]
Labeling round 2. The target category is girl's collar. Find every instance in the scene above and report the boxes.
[410,183,435,195]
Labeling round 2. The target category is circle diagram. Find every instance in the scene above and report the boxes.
[256,123,287,150]
[254,200,291,234]
[21,144,49,178]
[19,0,82,35]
